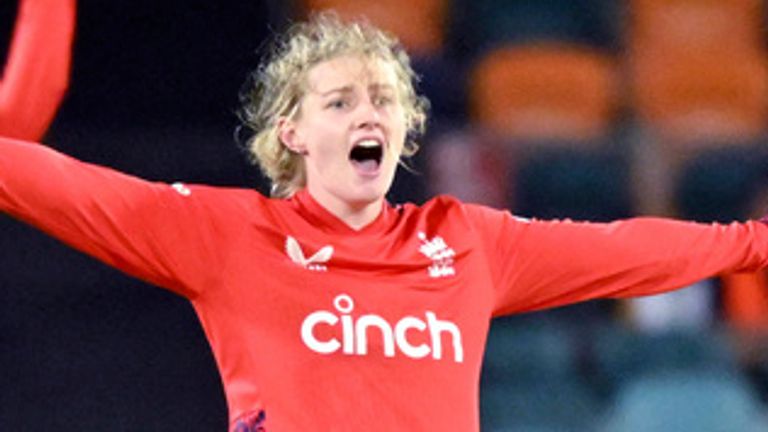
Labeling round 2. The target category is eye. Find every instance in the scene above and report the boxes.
[373,95,393,107]
[326,99,349,110]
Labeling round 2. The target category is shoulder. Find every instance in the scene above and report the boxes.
[402,195,535,241]
[407,194,520,222]
[396,194,516,230]
[404,194,465,213]
[395,194,465,221]
[161,182,275,218]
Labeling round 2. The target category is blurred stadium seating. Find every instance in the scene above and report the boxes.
[627,0,768,216]
[600,370,767,432]
[481,316,602,431]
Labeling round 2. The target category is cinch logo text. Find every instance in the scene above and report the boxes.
[300,294,464,363]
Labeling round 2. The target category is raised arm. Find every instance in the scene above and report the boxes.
[466,205,768,316]
[0,0,75,140]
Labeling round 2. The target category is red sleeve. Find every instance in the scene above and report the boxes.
[0,137,247,298]
[465,205,768,316]
[0,0,75,140]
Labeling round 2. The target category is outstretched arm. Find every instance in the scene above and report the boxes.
[466,205,768,316]
[0,137,247,299]
[0,0,76,140]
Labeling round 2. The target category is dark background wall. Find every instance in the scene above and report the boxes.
[0,2,304,430]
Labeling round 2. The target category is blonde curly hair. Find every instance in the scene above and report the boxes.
[239,12,429,198]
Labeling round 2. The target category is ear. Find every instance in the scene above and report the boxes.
[277,117,307,155]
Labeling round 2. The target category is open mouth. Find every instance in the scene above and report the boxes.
[349,139,383,173]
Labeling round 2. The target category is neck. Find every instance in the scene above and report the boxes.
[307,186,384,231]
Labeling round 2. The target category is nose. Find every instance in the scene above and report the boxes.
[354,98,382,130]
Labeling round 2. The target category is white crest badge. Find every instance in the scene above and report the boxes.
[417,232,456,278]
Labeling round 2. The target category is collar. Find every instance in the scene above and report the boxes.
[290,188,396,236]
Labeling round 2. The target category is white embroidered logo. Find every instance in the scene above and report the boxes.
[285,236,334,271]
[170,182,191,196]
[417,232,456,278]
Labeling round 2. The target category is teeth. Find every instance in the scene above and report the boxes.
[357,139,381,148]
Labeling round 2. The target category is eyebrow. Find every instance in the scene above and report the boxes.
[317,85,353,97]
[316,83,396,97]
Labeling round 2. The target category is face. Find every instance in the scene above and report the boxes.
[279,54,408,215]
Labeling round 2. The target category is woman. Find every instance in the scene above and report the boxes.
[2,13,768,431]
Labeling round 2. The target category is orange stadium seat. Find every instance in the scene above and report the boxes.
[302,0,448,56]
[630,0,762,57]
[632,55,768,145]
[628,0,768,143]
[468,43,618,143]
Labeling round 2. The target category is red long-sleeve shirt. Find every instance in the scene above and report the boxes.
[0,0,75,140]
[2,138,768,431]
